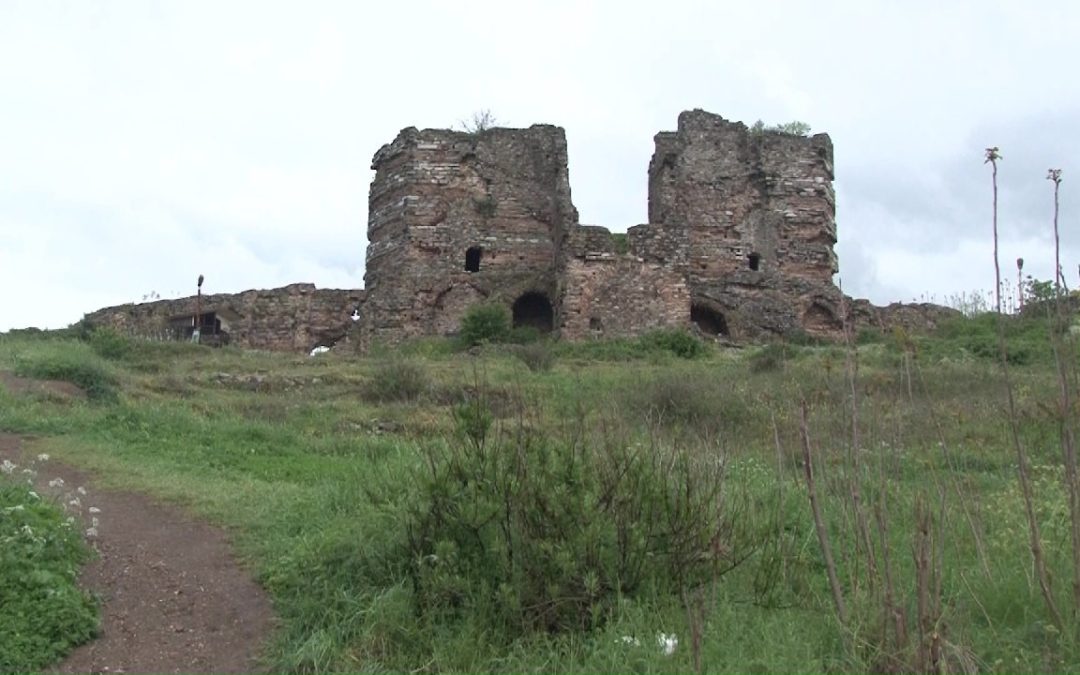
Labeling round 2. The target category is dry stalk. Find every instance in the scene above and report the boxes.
[800,402,849,628]
[913,496,943,673]
[874,498,908,669]
[839,290,879,591]
[1047,168,1080,617]
[909,359,993,579]
[986,147,1064,630]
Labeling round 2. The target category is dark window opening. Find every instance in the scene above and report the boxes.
[691,304,728,336]
[589,316,602,331]
[465,246,482,272]
[199,312,220,332]
[512,292,554,333]
[167,311,230,346]
[748,253,761,271]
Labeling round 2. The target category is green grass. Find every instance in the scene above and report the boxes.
[1,314,1079,672]
[0,472,98,672]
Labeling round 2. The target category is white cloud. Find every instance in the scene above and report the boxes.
[1,0,1078,330]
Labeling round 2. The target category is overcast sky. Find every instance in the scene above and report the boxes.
[2,0,1077,331]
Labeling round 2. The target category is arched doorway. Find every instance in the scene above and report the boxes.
[512,292,554,333]
[691,303,728,336]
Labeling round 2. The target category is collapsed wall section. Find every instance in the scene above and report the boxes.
[84,284,364,352]
[646,109,842,339]
[361,125,578,347]
[557,226,690,340]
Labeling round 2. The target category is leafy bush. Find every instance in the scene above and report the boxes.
[14,350,119,402]
[554,337,647,361]
[638,329,707,359]
[506,325,541,344]
[610,232,630,255]
[364,359,430,403]
[0,478,98,671]
[86,327,133,360]
[458,304,511,347]
[405,399,737,639]
[620,370,757,437]
[748,343,792,373]
[921,312,1052,365]
[512,342,556,372]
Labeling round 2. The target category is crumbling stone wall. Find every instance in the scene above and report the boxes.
[849,300,962,335]
[359,110,848,346]
[82,109,951,353]
[558,227,690,339]
[359,125,578,348]
[645,109,842,340]
[84,284,364,352]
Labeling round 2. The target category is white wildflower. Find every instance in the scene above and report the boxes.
[617,635,641,647]
[77,486,87,495]
[48,477,64,488]
[85,527,98,538]
[658,633,678,656]
[27,491,39,500]
[65,516,76,526]
[20,524,34,536]
[88,506,101,514]
[68,497,81,508]
[91,517,99,528]
[1,459,16,474]
[36,453,50,462]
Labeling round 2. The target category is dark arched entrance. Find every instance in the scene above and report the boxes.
[512,292,554,333]
[691,303,728,336]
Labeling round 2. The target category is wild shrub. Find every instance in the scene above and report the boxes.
[620,370,756,438]
[512,342,555,372]
[0,478,98,671]
[749,343,792,373]
[638,328,707,359]
[506,325,541,344]
[553,337,646,361]
[405,398,738,639]
[86,327,133,360]
[364,359,429,403]
[14,350,118,402]
[923,312,1051,365]
[458,304,511,347]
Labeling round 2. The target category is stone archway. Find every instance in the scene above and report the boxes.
[691,303,728,336]
[512,292,554,333]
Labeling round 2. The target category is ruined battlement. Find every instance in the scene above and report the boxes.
[83,109,947,354]
[359,124,579,347]
[84,284,364,353]
[359,109,847,346]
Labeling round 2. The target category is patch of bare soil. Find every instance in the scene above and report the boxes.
[0,433,275,674]
[0,371,86,401]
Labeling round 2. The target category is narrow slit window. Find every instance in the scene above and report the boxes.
[748,253,761,271]
[465,246,482,272]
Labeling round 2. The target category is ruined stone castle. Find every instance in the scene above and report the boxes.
[84,110,955,352]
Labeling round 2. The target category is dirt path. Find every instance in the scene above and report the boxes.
[0,432,275,674]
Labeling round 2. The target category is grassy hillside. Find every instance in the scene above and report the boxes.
[1,314,1077,673]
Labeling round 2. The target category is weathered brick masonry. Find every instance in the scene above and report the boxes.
[358,109,857,346]
[82,110,956,353]
[85,284,364,353]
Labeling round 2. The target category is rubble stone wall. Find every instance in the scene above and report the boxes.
[359,124,578,349]
[84,284,364,352]
[81,109,954,353]
[646,110,842,340]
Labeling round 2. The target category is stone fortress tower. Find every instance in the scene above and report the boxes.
[85,109,954,354]
[358,109,845,348]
